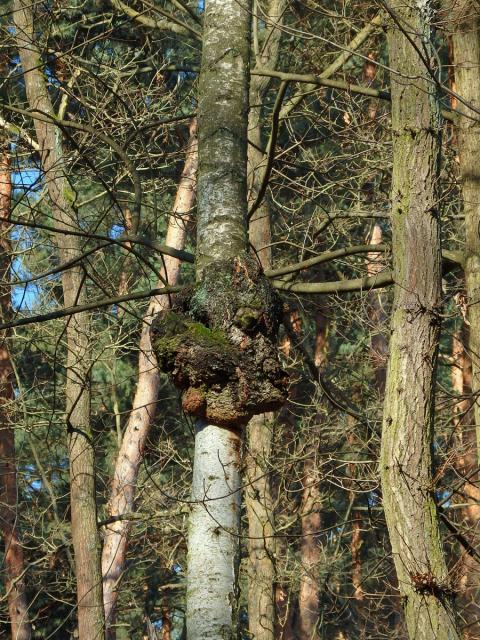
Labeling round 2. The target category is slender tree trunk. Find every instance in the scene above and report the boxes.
[367,224,388,394]
[298,310,327,640]
[186,1,252,637]
[379,3,461,639]
[14,4,105,637]
[245,3,285,638]
[0,146,31,640]
[448,0,480,467]
[445,6,480,636]
[451,332,480,639]
[298,452,322,640]
[102,119,197,639]
[245,413,276,640]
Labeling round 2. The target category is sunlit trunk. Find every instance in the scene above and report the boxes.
[0,145,31,640]
[102,119,197,639]
[14,3,104,636]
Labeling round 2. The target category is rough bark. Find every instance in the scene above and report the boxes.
[379,3,461,639]
[0,147,31,640]
[102,120,198,639]
[13,4,105,637]
[195,0,251,272]
[171,1,283,637]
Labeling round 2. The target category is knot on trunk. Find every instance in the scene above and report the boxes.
[151,254,288,428]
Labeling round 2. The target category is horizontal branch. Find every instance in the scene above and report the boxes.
[0,114,39,151]
[252,68,455,122]
[265,243,388,278]
[272,270,393,294]
[0,285,183,330]
[1,216,195,263]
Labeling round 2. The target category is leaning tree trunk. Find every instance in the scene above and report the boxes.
[13,3,105,638]
[0,143,31,640]
[102,119,197,640]
[379,3,461,640]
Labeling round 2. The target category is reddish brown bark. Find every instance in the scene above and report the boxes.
[367,223,388,394]
[102,119,197,639]
[0,150,31,639]
[451,332,480,638]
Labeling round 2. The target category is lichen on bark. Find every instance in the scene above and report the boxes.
[151,253,287,428]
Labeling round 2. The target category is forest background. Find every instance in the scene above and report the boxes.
[0,0,479,639]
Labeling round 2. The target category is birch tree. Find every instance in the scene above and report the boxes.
[150,1,288,637]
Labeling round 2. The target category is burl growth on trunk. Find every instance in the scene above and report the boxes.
[151,254,288,428]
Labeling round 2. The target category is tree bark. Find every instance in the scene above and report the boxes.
[186,1,251,638]
[448,0,480,466]
[451,331,480,639]
[102,120,197,639]
[298,452,322,640]
[0,146,31,640]
[245,413,276,640]
[245,3,285,639]
[379,3,461,639]
[13,4,105,637]
[446,9,480,633]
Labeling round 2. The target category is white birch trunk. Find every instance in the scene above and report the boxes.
[187,422,242,640]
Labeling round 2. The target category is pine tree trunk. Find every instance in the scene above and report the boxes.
[13,4,105,637]
[245,413,276,640]
[102,119,197,640]
[0,146,31,640]
[451,331,480,638]
[449,0,480,466]
[446,7,480,634]
[379,3,461,639]
[186,1,251,637]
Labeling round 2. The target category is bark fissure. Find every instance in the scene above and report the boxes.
[379,3,462,639]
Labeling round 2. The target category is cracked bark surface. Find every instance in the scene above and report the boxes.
[379,3,461,639]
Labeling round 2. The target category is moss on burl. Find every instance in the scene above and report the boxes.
[151,254,288,429]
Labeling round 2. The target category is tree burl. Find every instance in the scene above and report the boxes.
[151,254,288,428]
